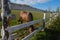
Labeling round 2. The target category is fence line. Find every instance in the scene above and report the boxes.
[22,13,58,40]
[8,13,46,40]
[22,25,43,40]
[1,0,59,40]
[6,19,43,34]
[24,13,59,40]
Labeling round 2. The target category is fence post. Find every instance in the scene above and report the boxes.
[42,13,46,31]
[1,0,11,40]
[50,12,52,21]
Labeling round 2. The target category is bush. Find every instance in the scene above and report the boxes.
[31,15,60,40]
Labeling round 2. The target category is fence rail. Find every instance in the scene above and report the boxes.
[6,19,43,34]
[22,25,43,40]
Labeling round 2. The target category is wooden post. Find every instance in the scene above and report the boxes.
[43,13,46,27]
[42,13,46,31]
[1,0,11,40]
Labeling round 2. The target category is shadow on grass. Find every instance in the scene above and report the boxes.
[45,28,60,40]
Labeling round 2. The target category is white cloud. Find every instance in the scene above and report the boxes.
[10,0,50,5]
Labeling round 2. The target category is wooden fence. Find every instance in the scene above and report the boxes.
[0,0,59,40]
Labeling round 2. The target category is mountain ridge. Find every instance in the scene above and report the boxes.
[0,2,44,12]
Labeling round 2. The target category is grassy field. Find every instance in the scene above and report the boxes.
[0,10,50,39]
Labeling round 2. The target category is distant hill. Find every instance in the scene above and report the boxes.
[10,3,43,11]
[0,2,44,12]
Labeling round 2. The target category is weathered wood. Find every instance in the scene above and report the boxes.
[9,25,44,40]
[1,0,11,40]
[22,25,43,40]
[43,13,46,27]
[6,19,43,34]
[8,33,18,40]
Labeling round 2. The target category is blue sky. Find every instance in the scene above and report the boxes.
[10,0,60,11]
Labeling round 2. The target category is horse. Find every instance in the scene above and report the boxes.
[18,11,34,33]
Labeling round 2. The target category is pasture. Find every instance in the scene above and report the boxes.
[0,9,50,39]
